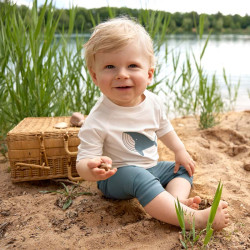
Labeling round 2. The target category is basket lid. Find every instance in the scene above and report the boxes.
[7,117,80,136]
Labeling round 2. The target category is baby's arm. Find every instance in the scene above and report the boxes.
[159,130,195,176]
[76,156,117,181]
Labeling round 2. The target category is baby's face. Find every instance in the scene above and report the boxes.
[89,43,154,107]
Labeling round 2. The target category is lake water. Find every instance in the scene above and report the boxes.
[69,34,250,112]
[157,34,250,112]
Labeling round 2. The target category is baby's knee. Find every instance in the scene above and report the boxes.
[175,166,193,185]
[133,171,165,207]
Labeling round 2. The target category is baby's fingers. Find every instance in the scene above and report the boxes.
[87,158,102,169]
[96,168,117,180]
[100,156,112,165]
[189,161,195,175]
[174,163,180,174]
[187,158,195,176]
[175,162,194,177]
[185,162,195,177]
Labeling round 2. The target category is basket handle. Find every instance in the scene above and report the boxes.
[64,132,84,181]
[15,162,50,170]
[67,161,84,181]
[38,133,49,166]
[64,133,78,156]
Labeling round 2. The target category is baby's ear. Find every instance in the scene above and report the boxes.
[147,67,155,84]
[89,67,98,85]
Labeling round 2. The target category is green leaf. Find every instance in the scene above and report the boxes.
[34,0,48,40]
[175,198,186,236]
[61,182,69,195]
[63,197,73,210]
[200,30,211,60]
[204,228,214,245]
[204,181,223,246]
[180,240,187,249]
[199,14,204,39]
[39,190,63,195]
[192,217,196,240]
[206,181,223,231]
[75,192,93,197]
[193,234,200,243]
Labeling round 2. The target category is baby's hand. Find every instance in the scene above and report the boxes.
[87,156,117,180]
[174,149,195,177]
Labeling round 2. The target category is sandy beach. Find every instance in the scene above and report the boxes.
[0,111,249,249]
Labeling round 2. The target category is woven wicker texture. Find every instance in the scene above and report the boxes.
[7,117,81,182]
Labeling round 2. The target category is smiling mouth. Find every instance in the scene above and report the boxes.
[116,86,132,89]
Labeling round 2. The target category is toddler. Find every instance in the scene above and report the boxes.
[76,17,229,230]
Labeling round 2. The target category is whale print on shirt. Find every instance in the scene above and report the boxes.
[122,132,157,156]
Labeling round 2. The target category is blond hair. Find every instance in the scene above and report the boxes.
[84,17,155,69]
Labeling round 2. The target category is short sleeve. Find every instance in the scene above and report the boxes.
[155,96,174,138]
[76,120,105,162]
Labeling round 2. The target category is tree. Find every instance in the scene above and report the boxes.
[173,12,183,28]
[214,17,223,32]
[169,18,177,32]
[75,13,85,32]
[223,15,233,29]
[241,15,250,29]
[182,17,193,32]
[57,9,70,31]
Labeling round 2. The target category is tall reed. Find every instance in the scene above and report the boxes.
[0,0,63,135]
[223,68,240,111]
[0,0,99,142]
[161,15,230,129]
[194,17,224,128]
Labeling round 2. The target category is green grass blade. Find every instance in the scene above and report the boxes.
[34,0,48,39]
[199,14,205,39]
[204,228,214,245]
[207,181,223,229]
[204,181,223,246]
[63,197,73,210]
[200,30,211,60]
[192,217,196,240]
[175,198,186,235]
[76,192,93,197]
[60,182,69,195]
[180,240,187,249]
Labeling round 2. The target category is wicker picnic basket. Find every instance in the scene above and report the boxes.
[7,117,84,182]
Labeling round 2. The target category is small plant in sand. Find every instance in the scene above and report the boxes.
[175,181,223,249]
[40,182,93,210]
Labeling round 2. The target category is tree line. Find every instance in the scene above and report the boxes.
[1,1,250,34]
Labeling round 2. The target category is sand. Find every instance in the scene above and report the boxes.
[0,111,249,249]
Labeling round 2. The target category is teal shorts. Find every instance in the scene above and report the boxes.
[97,161,193,207]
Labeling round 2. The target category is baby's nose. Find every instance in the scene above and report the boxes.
[115,68,129,79]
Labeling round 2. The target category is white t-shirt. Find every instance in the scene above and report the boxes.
[77,90,174,169]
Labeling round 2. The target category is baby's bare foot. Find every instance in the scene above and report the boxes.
[211,201,229,230]
[180,196,201,210]
[197,200,229,230]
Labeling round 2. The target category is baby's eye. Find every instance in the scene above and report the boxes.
[128,64,138,68]
[105,65,114,69]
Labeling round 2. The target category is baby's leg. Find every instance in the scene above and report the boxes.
[166,176,191,198]
[144,191,229,230]
[166,177,201,209]
[153,162,201,209]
